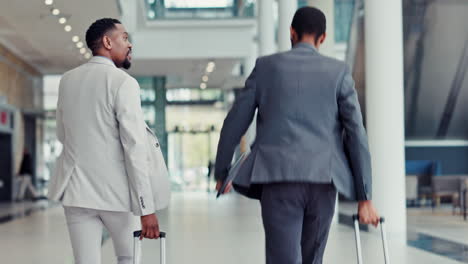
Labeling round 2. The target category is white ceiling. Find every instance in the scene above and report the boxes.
[0,0,120,73]
[0,0,243,88]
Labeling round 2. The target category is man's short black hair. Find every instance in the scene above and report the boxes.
[86,18,121,55]
[291,7,326,42]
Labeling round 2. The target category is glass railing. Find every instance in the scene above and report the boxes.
[144,0,255,20]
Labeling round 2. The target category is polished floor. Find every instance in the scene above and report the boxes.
[407,207,468,262]
[0,200,52,224]
[0,193,465,264]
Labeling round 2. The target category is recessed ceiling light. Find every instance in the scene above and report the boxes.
[200,83,207,89]
[45,0,53,5]
[76,42,83,48]
[72,36,79,42]
[64,25,72,32]
[202,75,209,82]
[206,61,216,73]
[84,53,91,59]
[52,8,60,16]
[59,17,67,24]
[80,48,86,54]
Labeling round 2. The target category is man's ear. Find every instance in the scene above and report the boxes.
[290,26,298,42]
[102,35,112,50]
[319,33,327,45]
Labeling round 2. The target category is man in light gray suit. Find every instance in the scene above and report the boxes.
[48,18,168,264]
[215,7,380,264]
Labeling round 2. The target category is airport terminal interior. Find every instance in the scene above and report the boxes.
[1,0,468,263]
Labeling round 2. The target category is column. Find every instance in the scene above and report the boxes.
[278,0,298,52]
[307,0,336,57]
[153,77,168,162]
[119,0,137,33]
[365,0,406,239]
[258,0,276,56]
[245,39,258,76]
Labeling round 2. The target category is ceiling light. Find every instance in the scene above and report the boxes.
[200,83,207,89]
[52,8,60,15]
[148,10,156,19]
[76,42,83,48]
[147,0,156,4]
[59,17,67,24]
[84,53,91,59]
[64,25,72,32]
[80,48,86,54]
[45,0,53,5]
[72,36,79,42]
[202,75,209,82]
[206,61,216,73]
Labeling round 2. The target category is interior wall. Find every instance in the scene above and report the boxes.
[0,43,43,174]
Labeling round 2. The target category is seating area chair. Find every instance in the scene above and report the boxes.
[406,175,419,206]
[456,178,468,220]
[431,175,462,210]
[405,160,441,206]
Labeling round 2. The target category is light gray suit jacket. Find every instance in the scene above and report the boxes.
[215,43,372,201]
[48,56,170,215]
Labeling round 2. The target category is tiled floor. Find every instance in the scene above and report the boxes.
[407,207,468,262]
[408,207,468,245]
[0,193,465,264]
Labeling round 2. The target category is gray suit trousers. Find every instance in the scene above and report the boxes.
[260,183,336,264]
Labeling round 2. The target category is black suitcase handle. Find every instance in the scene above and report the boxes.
[133,230,167,264]
[352,214,386,223]
[133,230,166,238]
[352,214,390,264]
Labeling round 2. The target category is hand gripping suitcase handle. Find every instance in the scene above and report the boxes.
[352,215,390,264]
[352,214,385,223]
[133,230,166,238]
[133,230,166,264]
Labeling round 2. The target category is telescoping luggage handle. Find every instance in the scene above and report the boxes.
[352,215,390,264]
[133,231,166,264]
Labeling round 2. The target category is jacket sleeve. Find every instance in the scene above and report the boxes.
[338,65,372,201]
[115,76,155,216]
[214,60,259,182]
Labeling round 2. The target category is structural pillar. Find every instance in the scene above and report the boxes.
[365,0,407,239]
[278,0,298,52]
[258,0,276,56]
[307,0,336,57]
[153,77,168,162]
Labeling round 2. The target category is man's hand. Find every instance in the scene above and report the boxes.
[358,200,380,227]
[216,180,232,195]
[140,213,160,240]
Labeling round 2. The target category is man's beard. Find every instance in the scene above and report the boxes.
[122,58,131,69]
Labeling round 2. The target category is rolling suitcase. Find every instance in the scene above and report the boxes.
[133,230,167,264]
[352,215,390,264]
